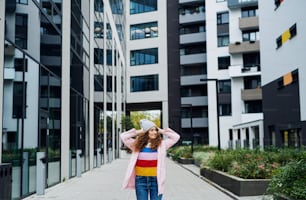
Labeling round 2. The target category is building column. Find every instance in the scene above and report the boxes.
[111,36,115,161]
[89,0,94,169]
[162,101,169,128]
[241,128,246,148]
[232,129,238,149]
[259,123,264,150]
[116,52,122,158]
[249,127,255,149]
[61,0,71,181]
[0,0,5,163]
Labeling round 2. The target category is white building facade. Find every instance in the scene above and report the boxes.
[206,0,263,149]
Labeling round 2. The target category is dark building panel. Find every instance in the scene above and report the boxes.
[262,72,305,147]
[167,0,181,134]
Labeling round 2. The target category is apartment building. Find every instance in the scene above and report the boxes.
[0,0,125,198]
[179,0,208,145]
[259,0,306,148]
[206,0,263,149]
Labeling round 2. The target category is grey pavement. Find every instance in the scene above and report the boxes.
[24,152,267,200]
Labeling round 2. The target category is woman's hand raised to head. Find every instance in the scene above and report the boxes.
[136,128,144,136]
[158,128,165,134]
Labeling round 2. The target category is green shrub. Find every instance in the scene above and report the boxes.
[193,151,214,167]
[206,150,234,172]
[267,159,306,199]
[205,148,290,179]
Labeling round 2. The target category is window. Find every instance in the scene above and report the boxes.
[217,34,229,47]
[218,80,231,93]
[217,12,229,25]
[14,58,28,72]
[130,74,158,92]
[219,104,231,116]
[13,82,27,118]
[276,23,297,49]
[94,22,103,38]
[218,56,230,70]
[289,23,297,38]
[130,48,158,66]
[243,52,260,68]
[94,0,104,12]
[276,36,282,49]
[242,30,259,41]
[245,100,262,113]
[94,48,113,65]
[244,76,261,89]
[94,75,103,91]
[282,129,301,148]
[275,0,284,9]
[16,0,28,4]
[130,0,157,14]
[15,14,28,49]
[241,6,258,18]
[130,22,158,40]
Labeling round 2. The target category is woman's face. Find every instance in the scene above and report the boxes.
[148,127,159,140]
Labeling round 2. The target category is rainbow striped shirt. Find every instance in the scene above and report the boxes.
[135,147,158,177]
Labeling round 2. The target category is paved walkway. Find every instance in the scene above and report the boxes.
[24,153,266,200]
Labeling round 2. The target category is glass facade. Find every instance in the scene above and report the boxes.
[130,22,158,40]
[130,0,157,14]
[1,0,126,198]
[130,48,158,66]
[130,75,159,92]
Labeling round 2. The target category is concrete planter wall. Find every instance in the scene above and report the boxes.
[200,167,270,196]
[178,157,194,164]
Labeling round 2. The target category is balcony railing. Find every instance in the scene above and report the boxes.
[228,0,258,9]
[229,40,260,54]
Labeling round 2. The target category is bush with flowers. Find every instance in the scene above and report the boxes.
[205,148,305,179]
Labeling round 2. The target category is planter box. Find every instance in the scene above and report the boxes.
[178,157,194,164]
[200,167,270,196]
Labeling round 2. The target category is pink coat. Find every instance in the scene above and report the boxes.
[120,128,180,195]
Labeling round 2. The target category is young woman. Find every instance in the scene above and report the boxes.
[120,119,180,200]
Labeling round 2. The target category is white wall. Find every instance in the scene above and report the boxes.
[0,0,5,162]
[126,0,168,104]
[259,0,306,121]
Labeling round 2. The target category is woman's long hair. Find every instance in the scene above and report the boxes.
[133,129,162,152]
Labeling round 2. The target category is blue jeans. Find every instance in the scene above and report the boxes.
[135,176,163,200]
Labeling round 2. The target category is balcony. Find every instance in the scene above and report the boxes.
[179,11,205,24]
[241,88,262,101]
[180,32,206,44]
[229,65,261,78]
[228,0,258,9]
[181,117,208,128]
[239,16,259,31]
[229,40,260,54]
[180,53,206,65]
[181,96,208,106]
[181,74,206,85]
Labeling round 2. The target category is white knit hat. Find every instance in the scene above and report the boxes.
[140,119,157,132]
